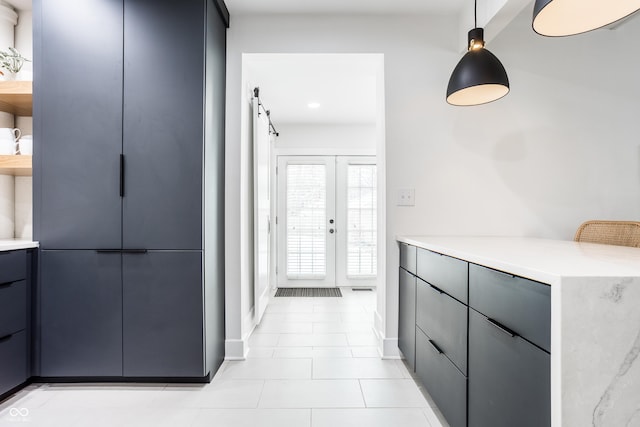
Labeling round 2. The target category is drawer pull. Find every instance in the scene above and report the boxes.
[486,317,517,338]
[428,339,444,355]
[429,284,445,295]
[0,333,12,343]
[0,282,13,288]
[96,249,148,254]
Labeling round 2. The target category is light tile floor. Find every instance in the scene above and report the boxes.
[0,288,446,427]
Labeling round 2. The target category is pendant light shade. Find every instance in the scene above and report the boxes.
[533,0,640,37]
[446,28,510,106]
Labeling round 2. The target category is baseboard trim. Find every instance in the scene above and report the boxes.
[224,338,248,360]
[372,317,401,360]
[32,375,210,383]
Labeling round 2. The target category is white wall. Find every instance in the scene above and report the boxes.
[225,13,640,358]
[275,123,376,155]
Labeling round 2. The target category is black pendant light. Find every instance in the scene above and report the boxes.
[446,0,509,106]
[533,0,640,37]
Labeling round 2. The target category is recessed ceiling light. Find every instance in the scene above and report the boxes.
[308,102,321,109]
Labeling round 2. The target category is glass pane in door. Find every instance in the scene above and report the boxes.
[286,164,327,279]
[347,164,377,277]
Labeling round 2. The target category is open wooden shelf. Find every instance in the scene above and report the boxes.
[0,81,32,116]
[0,155,32,176]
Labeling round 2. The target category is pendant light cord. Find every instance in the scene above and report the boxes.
[474,0,477,28]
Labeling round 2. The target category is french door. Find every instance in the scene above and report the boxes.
[276,156,377,288]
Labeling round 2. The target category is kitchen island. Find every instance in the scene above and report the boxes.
[397,236,640,427]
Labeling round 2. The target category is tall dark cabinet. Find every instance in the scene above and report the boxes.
[33,0,228,380]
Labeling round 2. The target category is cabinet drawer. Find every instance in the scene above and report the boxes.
[399,243,416,275]
[0,250,27,285]
[468,309,550,427]
[398,268,416,370]
[0,330,28,396]
[469,264,551,352]
[416,328,467,427]
[416,249,468,304]
[0,280,27,338]
[416,277,468,374]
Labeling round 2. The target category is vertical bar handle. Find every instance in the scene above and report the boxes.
[119,154,125,197]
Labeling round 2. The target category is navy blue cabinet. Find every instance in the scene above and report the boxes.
[468,309,551,427]
[40,251,123,377]
[399,242,551,427]
[35,0,124,250]
[123,252,204,377]
[0,250,32,397]
[34,0,228,380]
[398,267,416,370]
[122,0,205,251]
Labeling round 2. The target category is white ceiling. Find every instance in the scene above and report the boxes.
[245,54,379,125]
[227,0,466,15]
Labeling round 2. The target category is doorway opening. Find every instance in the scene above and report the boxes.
[243,53,385,354]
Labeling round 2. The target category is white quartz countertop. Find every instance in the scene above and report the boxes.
[397,236,640,284]
[0,239,39,251]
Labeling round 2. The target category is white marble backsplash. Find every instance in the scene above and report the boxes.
[14,176,31,239]
[0,174,13,238]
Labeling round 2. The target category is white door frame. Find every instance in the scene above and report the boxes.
[276,155,337,288]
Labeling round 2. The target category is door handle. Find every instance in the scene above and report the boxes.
[119,154,125,197]
[96,249,122,254]
[329,229,335,234]
[428,339,444,355]
[486,317,517,338]
[429,284,445,295]
[122,250,148,254]
[0,333,13,343]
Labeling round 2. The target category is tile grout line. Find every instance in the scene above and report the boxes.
[357,379,367,408]
[255,379,267,409]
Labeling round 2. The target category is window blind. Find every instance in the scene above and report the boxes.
[286,164,327,279]
[347,164,377,277]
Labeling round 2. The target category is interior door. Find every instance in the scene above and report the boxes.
[277,156,336,288]
[253,97,271,323]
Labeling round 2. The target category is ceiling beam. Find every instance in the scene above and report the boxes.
[457,0,534,52]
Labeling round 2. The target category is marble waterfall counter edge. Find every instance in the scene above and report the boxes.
[0,239,38,251]
[397,236,640,427]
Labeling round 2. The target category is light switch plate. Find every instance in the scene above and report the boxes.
[397,188,415,206]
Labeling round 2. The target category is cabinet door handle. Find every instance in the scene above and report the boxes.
[0,282,13,288]
[119,154,125,197]
[96,249,147,254]
[0,333,13,343]
[486,317,517,338]
[428,339,444,355]
[429,284,445,295]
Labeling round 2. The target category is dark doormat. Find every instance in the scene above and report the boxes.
[275,288,343,297]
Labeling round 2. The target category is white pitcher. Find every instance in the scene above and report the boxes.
[0,128,20,141]
[0,138,16,155]
[0,129,21,155]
